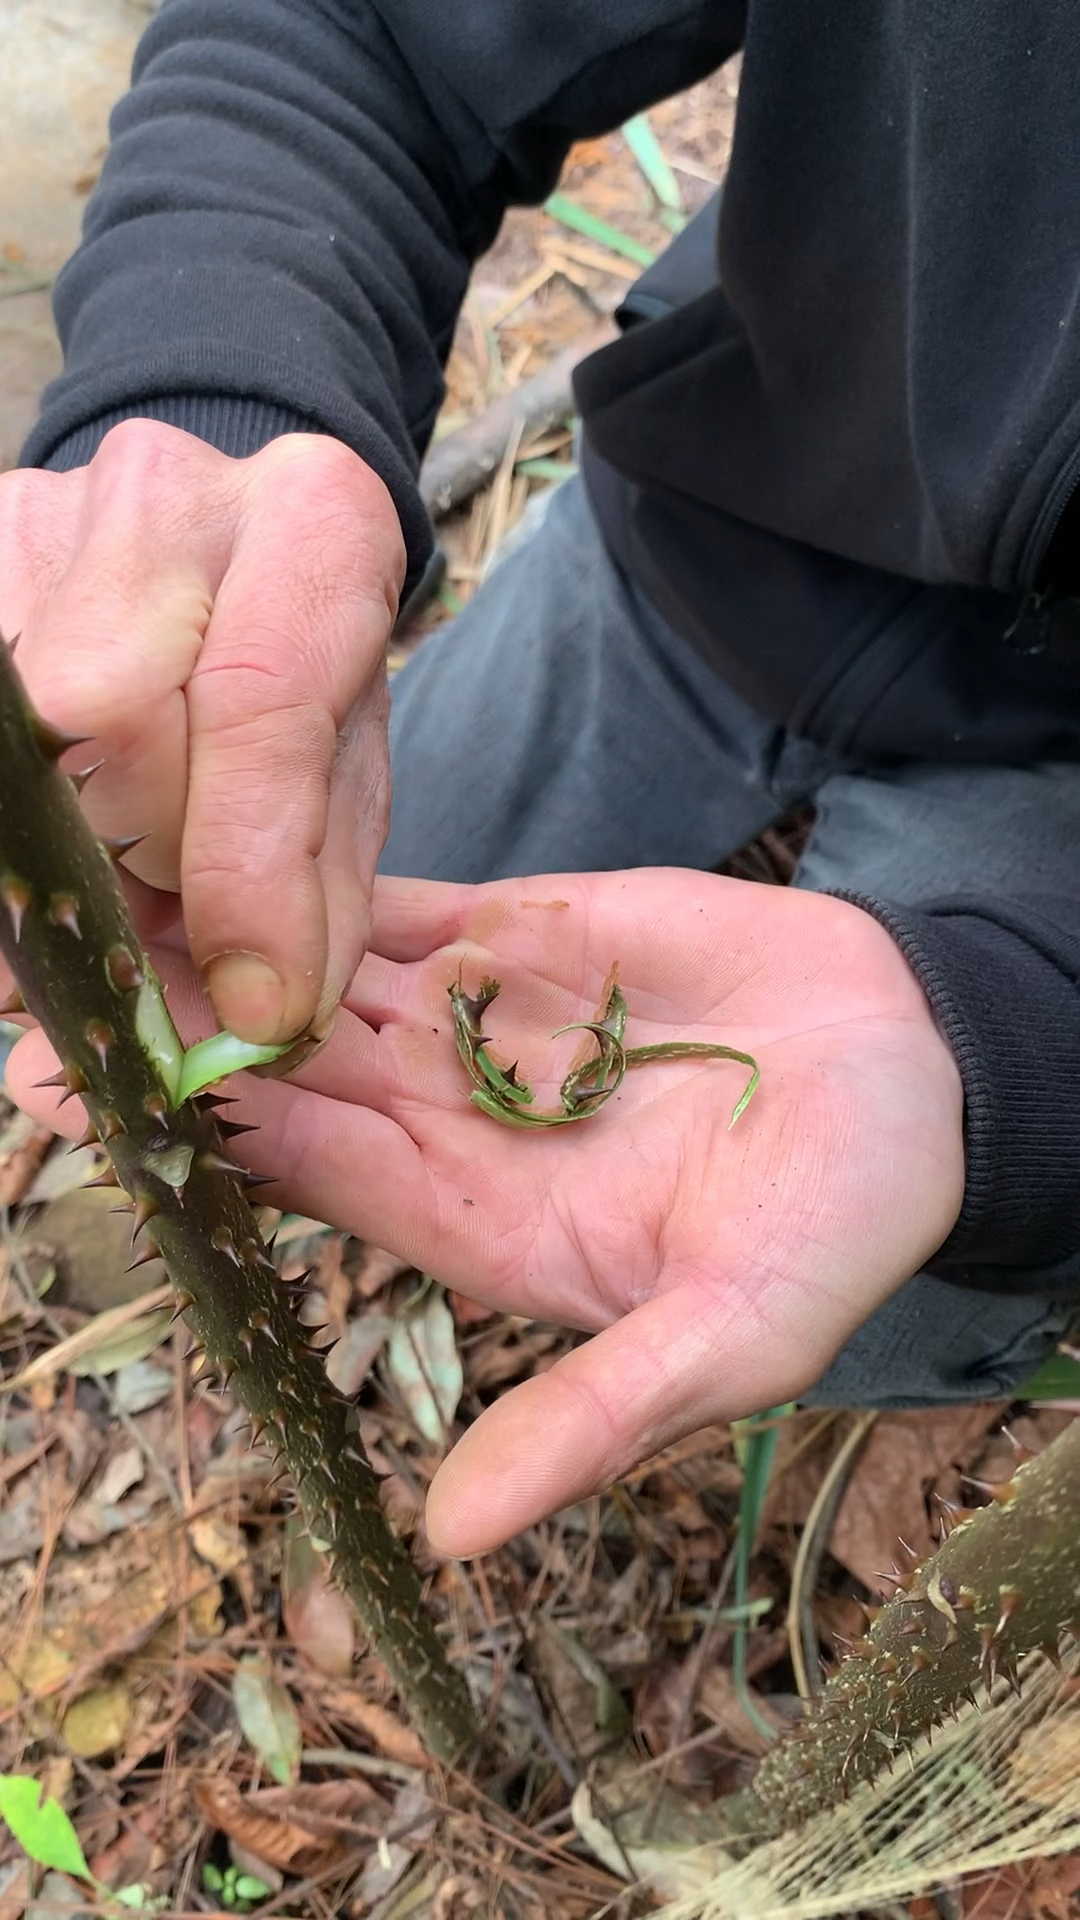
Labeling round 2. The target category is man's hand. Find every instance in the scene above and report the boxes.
[0,422,405,1043]
[6,868,965,1556]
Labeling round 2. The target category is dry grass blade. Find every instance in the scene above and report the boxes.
[1,1283,171,1393]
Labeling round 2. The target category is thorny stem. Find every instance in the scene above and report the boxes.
[747,1415,1080,1830]
[0,636,475,1764]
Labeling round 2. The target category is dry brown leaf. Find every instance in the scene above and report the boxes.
[0,1110,54,1207]
[313,1681,431,1770]
[827,1403,1000,1589]
[697,1663,783,1758]
[192,1777,352,1875]
[324,1311,392,1396]
[354,1244,414,1300]
[283,1523,356,1677]
[250,1778,382,1832]
[0,1859,30,1920]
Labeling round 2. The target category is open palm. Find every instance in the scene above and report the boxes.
[7,867,964,1554]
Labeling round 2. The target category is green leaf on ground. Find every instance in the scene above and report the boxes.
[232,1654,301,1787]
[0,1774,90,1880]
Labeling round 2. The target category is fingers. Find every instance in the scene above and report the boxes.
[369,873,594,965]
[369,876,486,961]
[425,1275,821,1556]
[3,428,406,1049]
[182,439,402,1043]
[0,431,227,884]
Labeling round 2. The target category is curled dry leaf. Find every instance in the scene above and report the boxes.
[317,1690,431,1771]
[192,1777,376,1875]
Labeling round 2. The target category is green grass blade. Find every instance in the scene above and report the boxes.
[621,112,683,213]
[730,1406,794,1742]
[543,193,656,268]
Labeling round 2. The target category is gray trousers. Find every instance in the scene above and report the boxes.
[383,479,1077,1406]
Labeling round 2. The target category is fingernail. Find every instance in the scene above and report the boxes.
[250,1021,334,1081]
[203,951,289,1044]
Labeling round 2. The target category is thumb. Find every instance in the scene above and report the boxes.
[425,1279,822,1557]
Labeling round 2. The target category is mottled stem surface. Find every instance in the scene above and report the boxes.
[749,1415,1080,1830]
[0,637,475,1764]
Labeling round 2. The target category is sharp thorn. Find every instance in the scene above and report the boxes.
[71,758,105,794]
[33,1065,87,1104]
[84,1020,113,1071]
[106,945,145,992]
[84,1164,121,1190]
[102,831,150,863]
[962,1474,1018,1505]
[47,894,81,939]
[214,1118,259,1140]
[30,717,93,762]
[169,1289,195,1324]
[0,985,27,1016]
[71,1120,101,1151]
[125,1242,162,1272]
[999,1424,1036,1465]
[2,876,32,942]
[197,1149,244,1178]
[131,1193,160,1242]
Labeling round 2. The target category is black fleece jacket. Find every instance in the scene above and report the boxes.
[18,0,1080,1299]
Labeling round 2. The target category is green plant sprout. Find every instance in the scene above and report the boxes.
[450,972,760,1130]
[0,1774,168,1913]
[202,1862,274,1911]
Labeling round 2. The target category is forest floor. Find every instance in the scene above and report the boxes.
[1,19,1080,1920]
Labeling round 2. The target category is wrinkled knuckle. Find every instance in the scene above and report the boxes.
[254,432,370,496]
[89,419,228,508]
[253,436,404,571]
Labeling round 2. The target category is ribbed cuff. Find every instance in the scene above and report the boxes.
[41,394,323,471]
[26,388,432,602]
[833,890,1080,1298]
